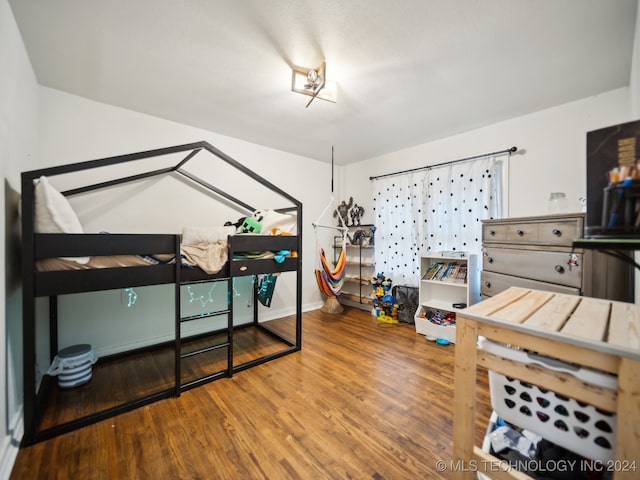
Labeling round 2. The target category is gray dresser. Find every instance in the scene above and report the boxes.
[481,213,632,301]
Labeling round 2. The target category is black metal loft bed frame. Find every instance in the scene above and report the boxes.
[21,141,303,445]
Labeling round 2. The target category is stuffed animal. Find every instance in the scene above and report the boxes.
[224,217,246,229]
[239,217,262,234]
[225,216,263,234]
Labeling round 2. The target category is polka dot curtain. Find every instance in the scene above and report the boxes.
[372,172,425,286]
[373,156,502,286]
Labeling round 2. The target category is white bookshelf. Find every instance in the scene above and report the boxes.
[414,252,481,343]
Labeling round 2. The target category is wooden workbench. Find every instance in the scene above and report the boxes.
[452,287,640,480]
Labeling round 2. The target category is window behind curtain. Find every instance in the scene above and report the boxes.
[373,156,503,287]
[373,173,425,286]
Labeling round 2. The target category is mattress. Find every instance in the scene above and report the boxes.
[36,254,173,272]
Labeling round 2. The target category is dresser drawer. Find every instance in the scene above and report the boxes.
[537,218,583,246]
[483,215,583,246]
[483,247,582,288]
[481,271,580,297]
[482,223,538,243]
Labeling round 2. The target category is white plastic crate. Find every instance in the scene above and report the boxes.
[479,337,617,463]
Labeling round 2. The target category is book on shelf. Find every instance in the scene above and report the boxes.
[454,265,468,284]
[446,264,459,281]
[422,262,443,280]
[423,262,468,282]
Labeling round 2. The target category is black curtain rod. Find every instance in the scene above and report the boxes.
[369,146,518,181]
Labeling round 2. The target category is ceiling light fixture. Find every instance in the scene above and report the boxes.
[291,62,337,108]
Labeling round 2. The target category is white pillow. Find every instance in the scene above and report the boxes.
[34,176,90,264]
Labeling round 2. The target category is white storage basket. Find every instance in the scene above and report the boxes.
[47,344,98,389]
[479,337,617,463]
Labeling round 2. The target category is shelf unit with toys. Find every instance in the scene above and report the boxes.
[414,252,481,344]
[333,224,376,310]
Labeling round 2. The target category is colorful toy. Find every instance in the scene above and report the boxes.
[240,217,262,234]
[371,273,398,323]
[273,250,290,263]
[420,309,456,326]
[371,273,392,295]
[224,217,246,229]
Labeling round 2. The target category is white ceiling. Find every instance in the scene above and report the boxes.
[9,0,638,165]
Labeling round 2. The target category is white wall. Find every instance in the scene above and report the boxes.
[342,87,632,223]
[0,0,39,477]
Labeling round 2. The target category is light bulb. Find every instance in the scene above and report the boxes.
[307,70,318,84]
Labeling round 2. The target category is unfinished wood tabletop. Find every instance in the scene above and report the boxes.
[460,287,640,360]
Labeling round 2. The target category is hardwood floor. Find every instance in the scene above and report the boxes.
[36,323,296,432]
[11,307,492,480]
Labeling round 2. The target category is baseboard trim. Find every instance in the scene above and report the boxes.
[0,407,23,480]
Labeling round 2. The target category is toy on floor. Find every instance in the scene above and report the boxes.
[376,294,399,324]
[370,272,392,297]
[419,309,456,326]
[371,273,398,323]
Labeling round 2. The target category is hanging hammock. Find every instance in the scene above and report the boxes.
[313,146,348,313]
[314,246,346,296]
[313,193,348,296]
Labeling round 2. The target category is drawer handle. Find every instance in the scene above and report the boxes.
[516,229,524,236]
[484,281,491,288]
[554,265,565,274]
[552,229,562,237]
[489,230,496,236]
[487,257,494,264]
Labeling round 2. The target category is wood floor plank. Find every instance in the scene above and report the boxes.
[10,307,492,479]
